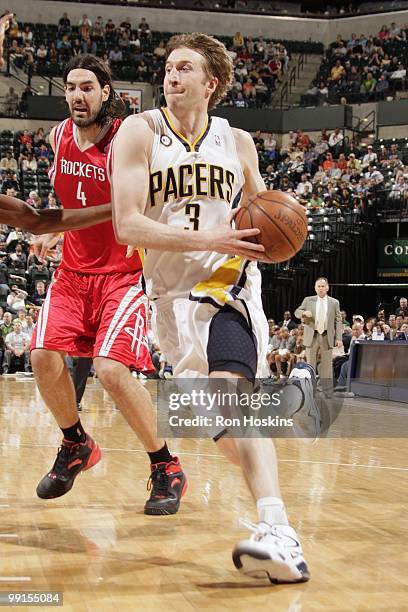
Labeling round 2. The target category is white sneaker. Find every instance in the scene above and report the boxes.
[232,520,310,584]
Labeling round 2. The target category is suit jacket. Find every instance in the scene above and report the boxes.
[278,319,297,331]
[295,295,342,348]
[395,332,408,341]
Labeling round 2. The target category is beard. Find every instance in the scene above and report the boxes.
[70,98,103,127]
[71,107,100,127]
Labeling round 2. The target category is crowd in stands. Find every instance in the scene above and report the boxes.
[267,297,408,385]
[255,127,408,216]
[4,14,408,112]
[305,20,408,105]
[2,14,295,110]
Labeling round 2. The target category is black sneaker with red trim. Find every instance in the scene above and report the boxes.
[144,456,187,515]
[36,434,101,499]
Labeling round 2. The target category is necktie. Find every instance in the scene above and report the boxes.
[317,299,325,334]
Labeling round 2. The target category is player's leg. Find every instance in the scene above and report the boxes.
[206,306,309,583]
[72,357,93,410]
[93,357,163,452]
[31,349,78,426]
[93,274,186,515]
[31,271,101,499]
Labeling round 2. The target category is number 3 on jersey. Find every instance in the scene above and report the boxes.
[184,203,200,230]
[76,181,87,207]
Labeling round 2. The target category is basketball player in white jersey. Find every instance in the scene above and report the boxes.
[111,33,309,584]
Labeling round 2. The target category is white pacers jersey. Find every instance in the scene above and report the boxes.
[141,108,269,379]
[142,107,253,304]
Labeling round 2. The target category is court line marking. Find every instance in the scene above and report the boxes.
[0,534,18,538]
[2,442,408,472]
[0,577,31,581]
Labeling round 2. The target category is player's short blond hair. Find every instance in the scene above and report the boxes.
[166,33,233,110]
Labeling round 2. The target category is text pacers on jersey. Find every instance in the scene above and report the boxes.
[60,157,106,181]
[150,163,235,206]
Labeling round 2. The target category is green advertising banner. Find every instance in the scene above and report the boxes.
[378,239,408,277]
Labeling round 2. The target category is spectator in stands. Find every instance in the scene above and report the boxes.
[273,327,296,380]
[3,320,30,373]
[24,314,35,341]
[30,280,48,307]
[389,174,408,204]
[105,18,116,43]
[1,170,18,194]
[138,17,151,39]
[92,17,104,41]
[36,43,48,66]
[329,59,346,84]
[296,129,311,150]
[4,86,19,116]
[328,128,344,156]
[0,312,13,339]
[233,31,244,50]
[296,173,313,197]
[78,14,92,28]
[26,190,42,209]
[6,285,27,314]
[19,85,33,117]
[109,46,123,67]
[278,310,297,331]
[396,297,408,317]
[8,243,26,271]
[20,152,37,172]
[0,150,17,172]
[371,325,385,341]
[362,145,377,168]
[58,12,71,35]
[396,323,408,341]
[4,225,22,248]
[374,73,389,100]
[57,34,73,64]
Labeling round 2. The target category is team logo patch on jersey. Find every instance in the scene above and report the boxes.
[160,134,172,147]
[214,135,221,146]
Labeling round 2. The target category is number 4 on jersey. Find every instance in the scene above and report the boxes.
[76,181,87,207]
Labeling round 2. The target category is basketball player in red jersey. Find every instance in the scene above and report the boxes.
[31,55,186,515]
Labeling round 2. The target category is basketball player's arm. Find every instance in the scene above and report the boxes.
[0,194,112,234]
[112,116,265,260]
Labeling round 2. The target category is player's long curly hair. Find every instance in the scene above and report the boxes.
[62,54,125,124]
[166,33,233,110]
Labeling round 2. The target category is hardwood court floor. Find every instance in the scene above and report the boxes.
[0,377,407,611]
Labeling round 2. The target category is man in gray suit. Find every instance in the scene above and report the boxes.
[295,277,343,387]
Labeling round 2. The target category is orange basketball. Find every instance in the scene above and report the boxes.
[235,190,308,263]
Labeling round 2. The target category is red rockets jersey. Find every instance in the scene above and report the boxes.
[49,117,141,274]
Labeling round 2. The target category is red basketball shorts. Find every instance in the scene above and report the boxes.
[31,268,153,372]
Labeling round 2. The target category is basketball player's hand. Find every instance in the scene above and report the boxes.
[210,208,265,261]
[32,233,61,262]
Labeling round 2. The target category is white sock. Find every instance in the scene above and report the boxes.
[257,497,289,526]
